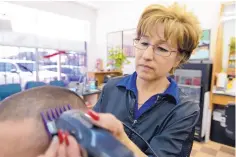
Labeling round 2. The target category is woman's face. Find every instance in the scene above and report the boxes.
[135,24,181,81]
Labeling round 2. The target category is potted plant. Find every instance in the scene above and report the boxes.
[107,48,130,71]
[229,37,235,53]
[228,37,236,70]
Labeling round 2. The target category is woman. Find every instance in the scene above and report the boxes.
[93,3,201,157]
[40,3,201,157]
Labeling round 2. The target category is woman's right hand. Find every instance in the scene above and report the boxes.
[38,134,87,157]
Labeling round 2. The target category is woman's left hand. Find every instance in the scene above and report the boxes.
[87,110,128,143]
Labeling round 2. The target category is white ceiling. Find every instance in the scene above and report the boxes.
[76,0,232,10]
[73,0,134,10]
[73,1,102,9]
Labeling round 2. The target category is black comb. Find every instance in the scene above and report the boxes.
[41,104,72,137]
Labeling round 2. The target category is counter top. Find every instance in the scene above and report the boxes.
[80,89,101,96]
[68,88,101,96]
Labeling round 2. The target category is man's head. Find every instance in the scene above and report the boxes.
[134,3,201,81]
[0,86,87,157]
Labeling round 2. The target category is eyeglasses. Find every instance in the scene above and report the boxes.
[133,38,177,57]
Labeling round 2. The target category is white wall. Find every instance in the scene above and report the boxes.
[0,32,86,51]
[221,4,236,70]
[96,0,222,74]
[8,1,97,70]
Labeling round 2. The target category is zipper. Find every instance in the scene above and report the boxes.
[129,120,138,140]
[135,96,164,122]
[129,96,164,127]
[132,120,137,126]
[127,96,165,143]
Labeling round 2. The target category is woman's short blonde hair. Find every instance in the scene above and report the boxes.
[137,3,202,67]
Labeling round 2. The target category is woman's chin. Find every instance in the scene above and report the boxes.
[137,71,156,81]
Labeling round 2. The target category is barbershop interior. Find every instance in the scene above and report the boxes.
[0,1,235,157]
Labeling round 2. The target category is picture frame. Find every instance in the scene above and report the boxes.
[107,29,136,58]
[190,29,211,60]
[107,31,123,56]
[122,29,136,57]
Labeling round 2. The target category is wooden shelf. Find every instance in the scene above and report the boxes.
[227,68,235,76]
[87,71,123,86]
[212,94,235,106]
[210,2,236,108]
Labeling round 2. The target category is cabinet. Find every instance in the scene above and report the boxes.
[210,2,236,107]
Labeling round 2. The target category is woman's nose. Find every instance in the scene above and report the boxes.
[142,46,154,60]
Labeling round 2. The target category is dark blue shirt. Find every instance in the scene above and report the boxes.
[94,74,200,157]
[117,72,179,119]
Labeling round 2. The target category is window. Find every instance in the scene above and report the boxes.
[61,68,73,74]
[16,63,35,72]
[18,47,37,61]
[46,68,57,72]
[5,63,16,72]
[72,67,82,75]
[0,62,5,72]
[64,52,87,67]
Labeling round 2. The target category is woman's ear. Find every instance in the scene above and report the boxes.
[173,55,183,68]
[170,54,186,75]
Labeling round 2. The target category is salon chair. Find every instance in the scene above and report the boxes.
[24,81,46,90]
[49,80,66,87]
[0,83,21,101]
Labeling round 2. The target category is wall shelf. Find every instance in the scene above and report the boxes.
[212,94,235,105]
[210,2,236,109]
[227,68,235,76]
[87,71,123,86]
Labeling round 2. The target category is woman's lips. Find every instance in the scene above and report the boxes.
[139,64,153,71]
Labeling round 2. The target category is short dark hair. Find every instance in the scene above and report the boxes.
[0,86,88,155]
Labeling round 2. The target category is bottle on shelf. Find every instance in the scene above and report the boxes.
[89,78,96,90]
[216,70,228,91]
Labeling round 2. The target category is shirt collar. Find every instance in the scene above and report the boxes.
[165,77,179,104]
[116,72,179,104]
[116,72,138,95]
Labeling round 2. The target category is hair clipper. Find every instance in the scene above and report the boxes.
[41,106,135,157]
